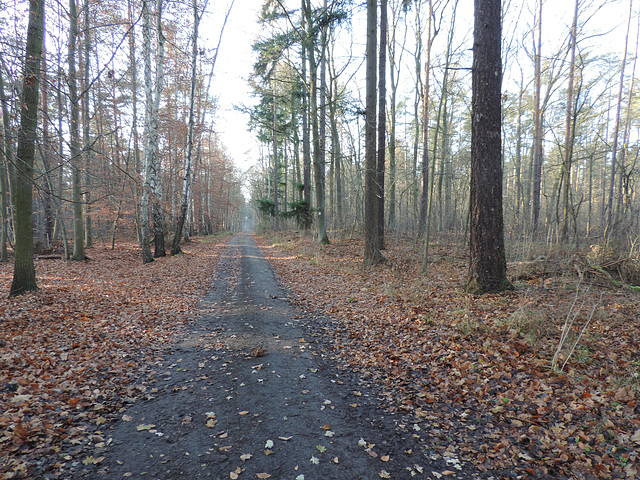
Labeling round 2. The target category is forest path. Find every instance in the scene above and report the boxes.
[83,234,480,480]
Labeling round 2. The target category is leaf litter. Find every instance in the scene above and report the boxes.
[0,238,228,478]
[259,233,640,479]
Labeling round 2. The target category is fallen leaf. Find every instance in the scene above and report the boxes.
[379,471,391,479]
[381,455,390,462]
[240,453,252,461]
[206,419,218,428]
[265,439,274,448]
[310,456,319,464]
[278,436,293,441]
[316,445,326,453]
[256,473,271,479]
[239,411,249,415]
[136,424,155,431]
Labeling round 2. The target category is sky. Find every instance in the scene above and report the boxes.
[202,0,262,172]
[199,0,636,176]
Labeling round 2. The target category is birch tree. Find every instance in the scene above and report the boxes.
[172,0,204,255]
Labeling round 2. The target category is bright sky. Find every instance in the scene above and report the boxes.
[203,0,262,172]
[200,0,636,176]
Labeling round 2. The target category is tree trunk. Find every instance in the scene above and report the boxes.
[364,0,383,265]
[0,57,14,262]
[300,7,311,231]
[605,0,634,239]
[10,0,44,295]
[151,0,166,258]
[560,0,579,243]
[69,0,86,261]
[303,0,329,244]
[531,0,543,237]
[171,0,200,255]
[83,0,93,248]
[315,0,329,244]
[140,0,155,264]
[272,82,280,228]
[418,0,433,236]
[466,0,510,294]
[376,0,387,251]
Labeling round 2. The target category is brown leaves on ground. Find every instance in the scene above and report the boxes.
[0,238,227,479]
[259,233,640,479]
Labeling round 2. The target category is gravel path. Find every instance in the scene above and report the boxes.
[83,234,485,480]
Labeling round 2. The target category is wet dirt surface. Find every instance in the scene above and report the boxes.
[80,234,489,480]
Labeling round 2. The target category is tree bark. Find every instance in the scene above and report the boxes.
[376,0,387,251]
[10,0,44,295]
[171,0,200,255]
[605,0,634,239]
[466,0,510,294]
[300,4,311,231]
[140,0,155,264]
[69,0,86,261]
[418,0,434,236]
[531,0,543,237]
[0,57,13,262]
[364,0,383,264]
[560,0,579,243]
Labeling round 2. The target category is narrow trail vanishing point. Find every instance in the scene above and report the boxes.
[82,234,489,480]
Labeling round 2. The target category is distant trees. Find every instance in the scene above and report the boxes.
[4,0,640,294]
[246,0,640,281]
[3,0,244,293]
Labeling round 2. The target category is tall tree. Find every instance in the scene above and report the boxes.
[0,57,12,263]
[172,0,203,255]
[82,0,93,248]
[69,0,86,261]
[466,0,510,294]
[364,0,383,264]
[140,0,166,263]
[530,0,543,236]
[10,0,44,296]
[376,0,387,251]
[605,0,634,238]
[560,0,579,242]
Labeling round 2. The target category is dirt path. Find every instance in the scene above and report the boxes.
[81,234,485,480]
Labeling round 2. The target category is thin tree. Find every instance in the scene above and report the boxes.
[0,57,12,262]
[376,0,387,251]
[530,0,543,236]
[466,0,511,294]
[605,0,634,239]
[171,0,205,255]
[69,0,86,261]
[10,0,44,296]
[82,0,93,248]
[140,0,165,263]
[560,0,579,242]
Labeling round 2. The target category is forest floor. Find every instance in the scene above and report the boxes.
[0,232,638,479]
[256,231,640,480]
